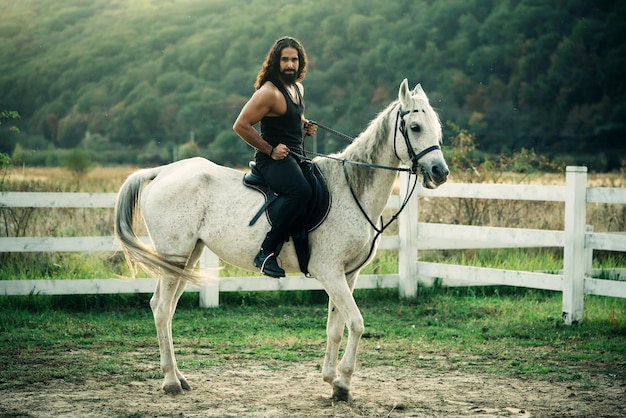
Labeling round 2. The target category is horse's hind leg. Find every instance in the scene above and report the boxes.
[150,276,188,394]
[169,279,191,391]
[150,242,204,394]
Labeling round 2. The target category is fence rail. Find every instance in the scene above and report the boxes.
[1,166,624,324]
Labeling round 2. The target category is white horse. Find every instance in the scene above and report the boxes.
[114,79,448,401]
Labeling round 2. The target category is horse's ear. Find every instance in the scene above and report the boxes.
[398,79,410,106]
[413,83,425,95]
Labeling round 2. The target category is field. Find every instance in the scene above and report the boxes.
[1,289,625,417]
[1,166,625,417]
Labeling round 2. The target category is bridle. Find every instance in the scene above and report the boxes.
[394,107,441,175]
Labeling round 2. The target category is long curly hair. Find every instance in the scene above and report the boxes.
[254,36,308,90]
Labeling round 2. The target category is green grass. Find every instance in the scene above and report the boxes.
[1,244,624,390]
[1,287,624,390]
[3,247,622,280]
[421,248,566,271]
[0,252,145,280]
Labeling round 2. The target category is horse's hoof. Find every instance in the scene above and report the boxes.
[180,379,192,391]
[332,385,353,403]
[162,381,184,395]
[177,371,192,391]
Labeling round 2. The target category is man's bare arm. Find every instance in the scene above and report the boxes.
[233,87,276,156]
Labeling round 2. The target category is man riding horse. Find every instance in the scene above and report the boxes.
[233,36,317,278]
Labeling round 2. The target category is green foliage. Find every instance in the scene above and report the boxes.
[445,122,565,183]
[0,110,20,158]
[0,110,20,133]
[0,153,11,191]
[11,143,24,164]
[138,140,172,165]
[57,111,88,148]
[177,139,200,160]
[0,152,10,171]
[0,110,19,189]
[0,252,136,281]
[1,0,624,169]
[209,130,251,167]
[65,148,92,175]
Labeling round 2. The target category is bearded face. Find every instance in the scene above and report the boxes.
[280,69,297,84]
[277,47,299,85]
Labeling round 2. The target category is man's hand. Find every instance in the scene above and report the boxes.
[271,143,289,160]
[303,120,317,136]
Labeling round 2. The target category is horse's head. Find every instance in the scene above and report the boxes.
[395,79,449,189]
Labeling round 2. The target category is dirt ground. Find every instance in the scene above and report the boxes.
[1,361,624,418]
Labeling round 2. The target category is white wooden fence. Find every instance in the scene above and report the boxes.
[1,166,625,324]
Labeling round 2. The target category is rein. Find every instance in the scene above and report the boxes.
[342,160,418,275]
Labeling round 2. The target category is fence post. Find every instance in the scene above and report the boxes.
[198,249,220,308]
[398,170,418,299]
[562,166,587,325]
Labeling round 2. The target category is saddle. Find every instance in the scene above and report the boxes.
[243,160,331,276]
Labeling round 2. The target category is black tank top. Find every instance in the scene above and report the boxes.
[259,81,304,154]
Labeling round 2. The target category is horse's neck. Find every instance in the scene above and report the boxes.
[354,166,398,219]
[339,115,400,218]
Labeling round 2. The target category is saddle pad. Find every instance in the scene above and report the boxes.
[243,160,331,233]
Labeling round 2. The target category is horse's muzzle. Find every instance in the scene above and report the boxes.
[422,162,449,189]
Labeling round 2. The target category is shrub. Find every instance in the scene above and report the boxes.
[12,143,24,164]
[424,123,566,227]
[65,148,92,175]
[177,139,200,160]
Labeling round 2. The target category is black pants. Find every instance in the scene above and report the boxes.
[255,154,312,254]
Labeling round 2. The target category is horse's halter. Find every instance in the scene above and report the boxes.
[393,106,441,175]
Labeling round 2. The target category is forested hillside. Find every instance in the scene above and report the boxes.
[1,0,624,170]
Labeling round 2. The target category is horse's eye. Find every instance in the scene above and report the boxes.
[410,122,421,133]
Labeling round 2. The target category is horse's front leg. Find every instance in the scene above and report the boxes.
[150,276,189,394]
[320,274,364,402]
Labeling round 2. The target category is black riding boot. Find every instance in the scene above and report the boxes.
[254,237,285,278]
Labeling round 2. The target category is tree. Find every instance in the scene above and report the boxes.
[177,139,200,160]
[2,0,625,169]
[65,148,91,176]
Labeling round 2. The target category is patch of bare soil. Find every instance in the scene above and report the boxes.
[1,362,624,417]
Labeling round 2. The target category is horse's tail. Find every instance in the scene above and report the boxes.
[114,167,201,283]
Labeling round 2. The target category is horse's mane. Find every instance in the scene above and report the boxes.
[342,101,395,164]
[315,100,396,196]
